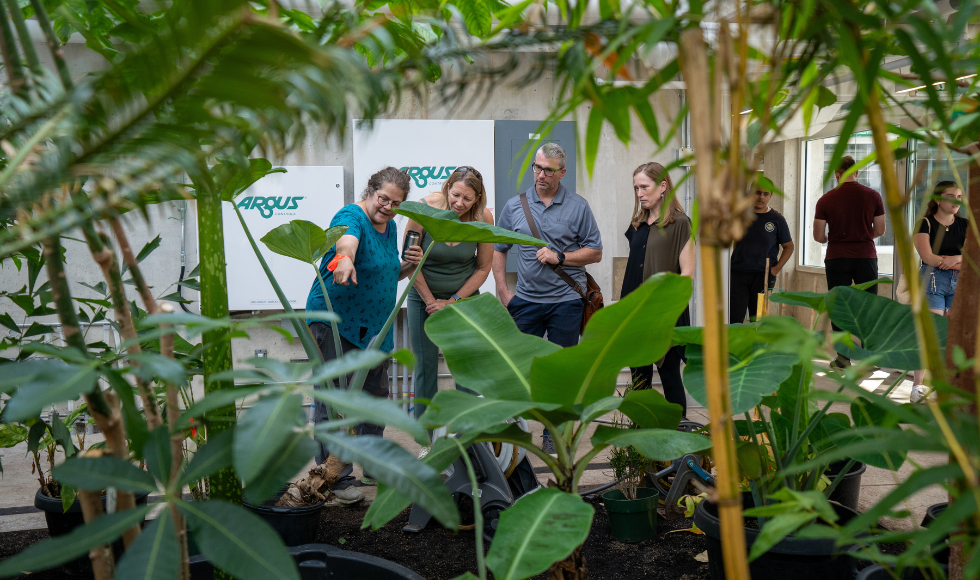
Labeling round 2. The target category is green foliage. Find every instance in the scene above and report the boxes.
[113,510,180,580]
[261,221,348,266]
[743,489,838,561]
[485,488,594,580]
[395,201,547,246]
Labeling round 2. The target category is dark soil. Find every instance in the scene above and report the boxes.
[313,493,710,580]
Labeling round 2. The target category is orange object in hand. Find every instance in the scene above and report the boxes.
[327,255,350,272]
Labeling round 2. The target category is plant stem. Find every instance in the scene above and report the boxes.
[231,204,324,363]
[159,303,190,580]
[452,438,487,580]
[350,242,434,391]
[197,184,242,509]
[78,487,115,580]
[314,266,347,391]
[27,0,72,89]
[2,0,41,73]
[43,236,140,548]
[0,0,26,96]
[110,218,159,315]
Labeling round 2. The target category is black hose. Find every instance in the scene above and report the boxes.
[577,477,622,496]
[176,264,192,313]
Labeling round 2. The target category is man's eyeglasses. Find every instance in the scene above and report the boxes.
[377,194,402,209]
[454,166,483,180]
[532,164,562,177]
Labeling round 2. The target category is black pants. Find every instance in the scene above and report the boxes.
[730,270,774,324]
[628,308,690,417]
[824,257,878,332]
[630,346,688,418]
[309,322,389,488]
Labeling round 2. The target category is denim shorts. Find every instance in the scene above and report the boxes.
[920,264,959,311]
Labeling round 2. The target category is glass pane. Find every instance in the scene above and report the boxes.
[907,142,970,229]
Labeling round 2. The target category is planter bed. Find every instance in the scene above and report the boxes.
[0,494,910,580]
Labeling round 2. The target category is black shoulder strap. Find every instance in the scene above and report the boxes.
[519,193,585,297]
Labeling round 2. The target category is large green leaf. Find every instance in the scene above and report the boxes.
[486,488,594,580]
[591,425,712,460]
[143,426,173,485]
[53,456,158,493]
[309,387,427,443]
[0,424,28,448]
[827,286,948,370]
[394,201,547,246]
[244,432,318,504]
[313,431,460,530]
[180,429,234,487]
[113,510,179,580]
[180,500,299,580]
[457,0,492,37]
[234,394,306,483]
[426,293,561,401]
[531,273,691,407]
[820,397,907,470]
[769,291,827,314]
[420,390,556,433]
[0,505,150,577]
[362,433,477,530]
[685,348,799,415]
[216,159,287,202]
[1,361,99,422]
[179,385,269,424]
[618,389,682,430]
[260,221,347,265]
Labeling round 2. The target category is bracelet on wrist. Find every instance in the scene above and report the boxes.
[327,254,351,272]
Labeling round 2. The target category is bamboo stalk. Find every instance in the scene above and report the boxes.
[678,26,752,580]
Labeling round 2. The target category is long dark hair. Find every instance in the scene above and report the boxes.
[925,180,957,218]
[631,162,684,227]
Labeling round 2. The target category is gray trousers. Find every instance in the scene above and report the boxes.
[309,322,390,487]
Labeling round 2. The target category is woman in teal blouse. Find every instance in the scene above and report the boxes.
[404,166,494,426]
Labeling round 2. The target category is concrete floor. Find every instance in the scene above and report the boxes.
[0,365,947,536]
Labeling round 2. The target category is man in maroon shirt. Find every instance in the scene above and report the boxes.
[813,155,886,368]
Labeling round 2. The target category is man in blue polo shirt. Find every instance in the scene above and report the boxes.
[492,143,602,454]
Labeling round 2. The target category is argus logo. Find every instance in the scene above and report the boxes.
[399,166,457,189]
[237,196,304,219]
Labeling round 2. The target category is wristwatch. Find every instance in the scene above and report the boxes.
[556,250,566,266]
[451,294,461,302]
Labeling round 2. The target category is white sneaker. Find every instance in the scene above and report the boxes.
[910,384,931,404]
[418,446,431,459]
[325,486,364,506]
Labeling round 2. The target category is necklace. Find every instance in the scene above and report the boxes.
[937,214,954,232]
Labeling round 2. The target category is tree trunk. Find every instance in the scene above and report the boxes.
[944,152,980,580]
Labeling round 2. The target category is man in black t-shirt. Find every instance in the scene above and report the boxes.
[730,187,794,323]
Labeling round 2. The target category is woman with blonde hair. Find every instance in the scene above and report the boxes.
[404,166,494,425]
[620,162,696,416]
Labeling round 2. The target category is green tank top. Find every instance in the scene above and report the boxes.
[417,229,478,298]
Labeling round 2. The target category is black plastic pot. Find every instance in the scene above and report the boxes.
[601,487,659,543]
[244,488,325,547]
[921,502,949,565]
[856,563,948,580]
[189,543,425,580]
[694,491,862,580]
[826,460,868,511]
[34,487,150,576]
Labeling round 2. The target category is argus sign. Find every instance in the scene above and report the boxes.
[353,119,496,297]
[219,166,345,311]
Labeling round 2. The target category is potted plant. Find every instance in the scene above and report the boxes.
[682,285,933,579]
[601,380,659,543]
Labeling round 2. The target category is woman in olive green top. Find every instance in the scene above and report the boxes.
[404,166,494,421]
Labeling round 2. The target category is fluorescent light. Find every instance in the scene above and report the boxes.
[896,74,977,94]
